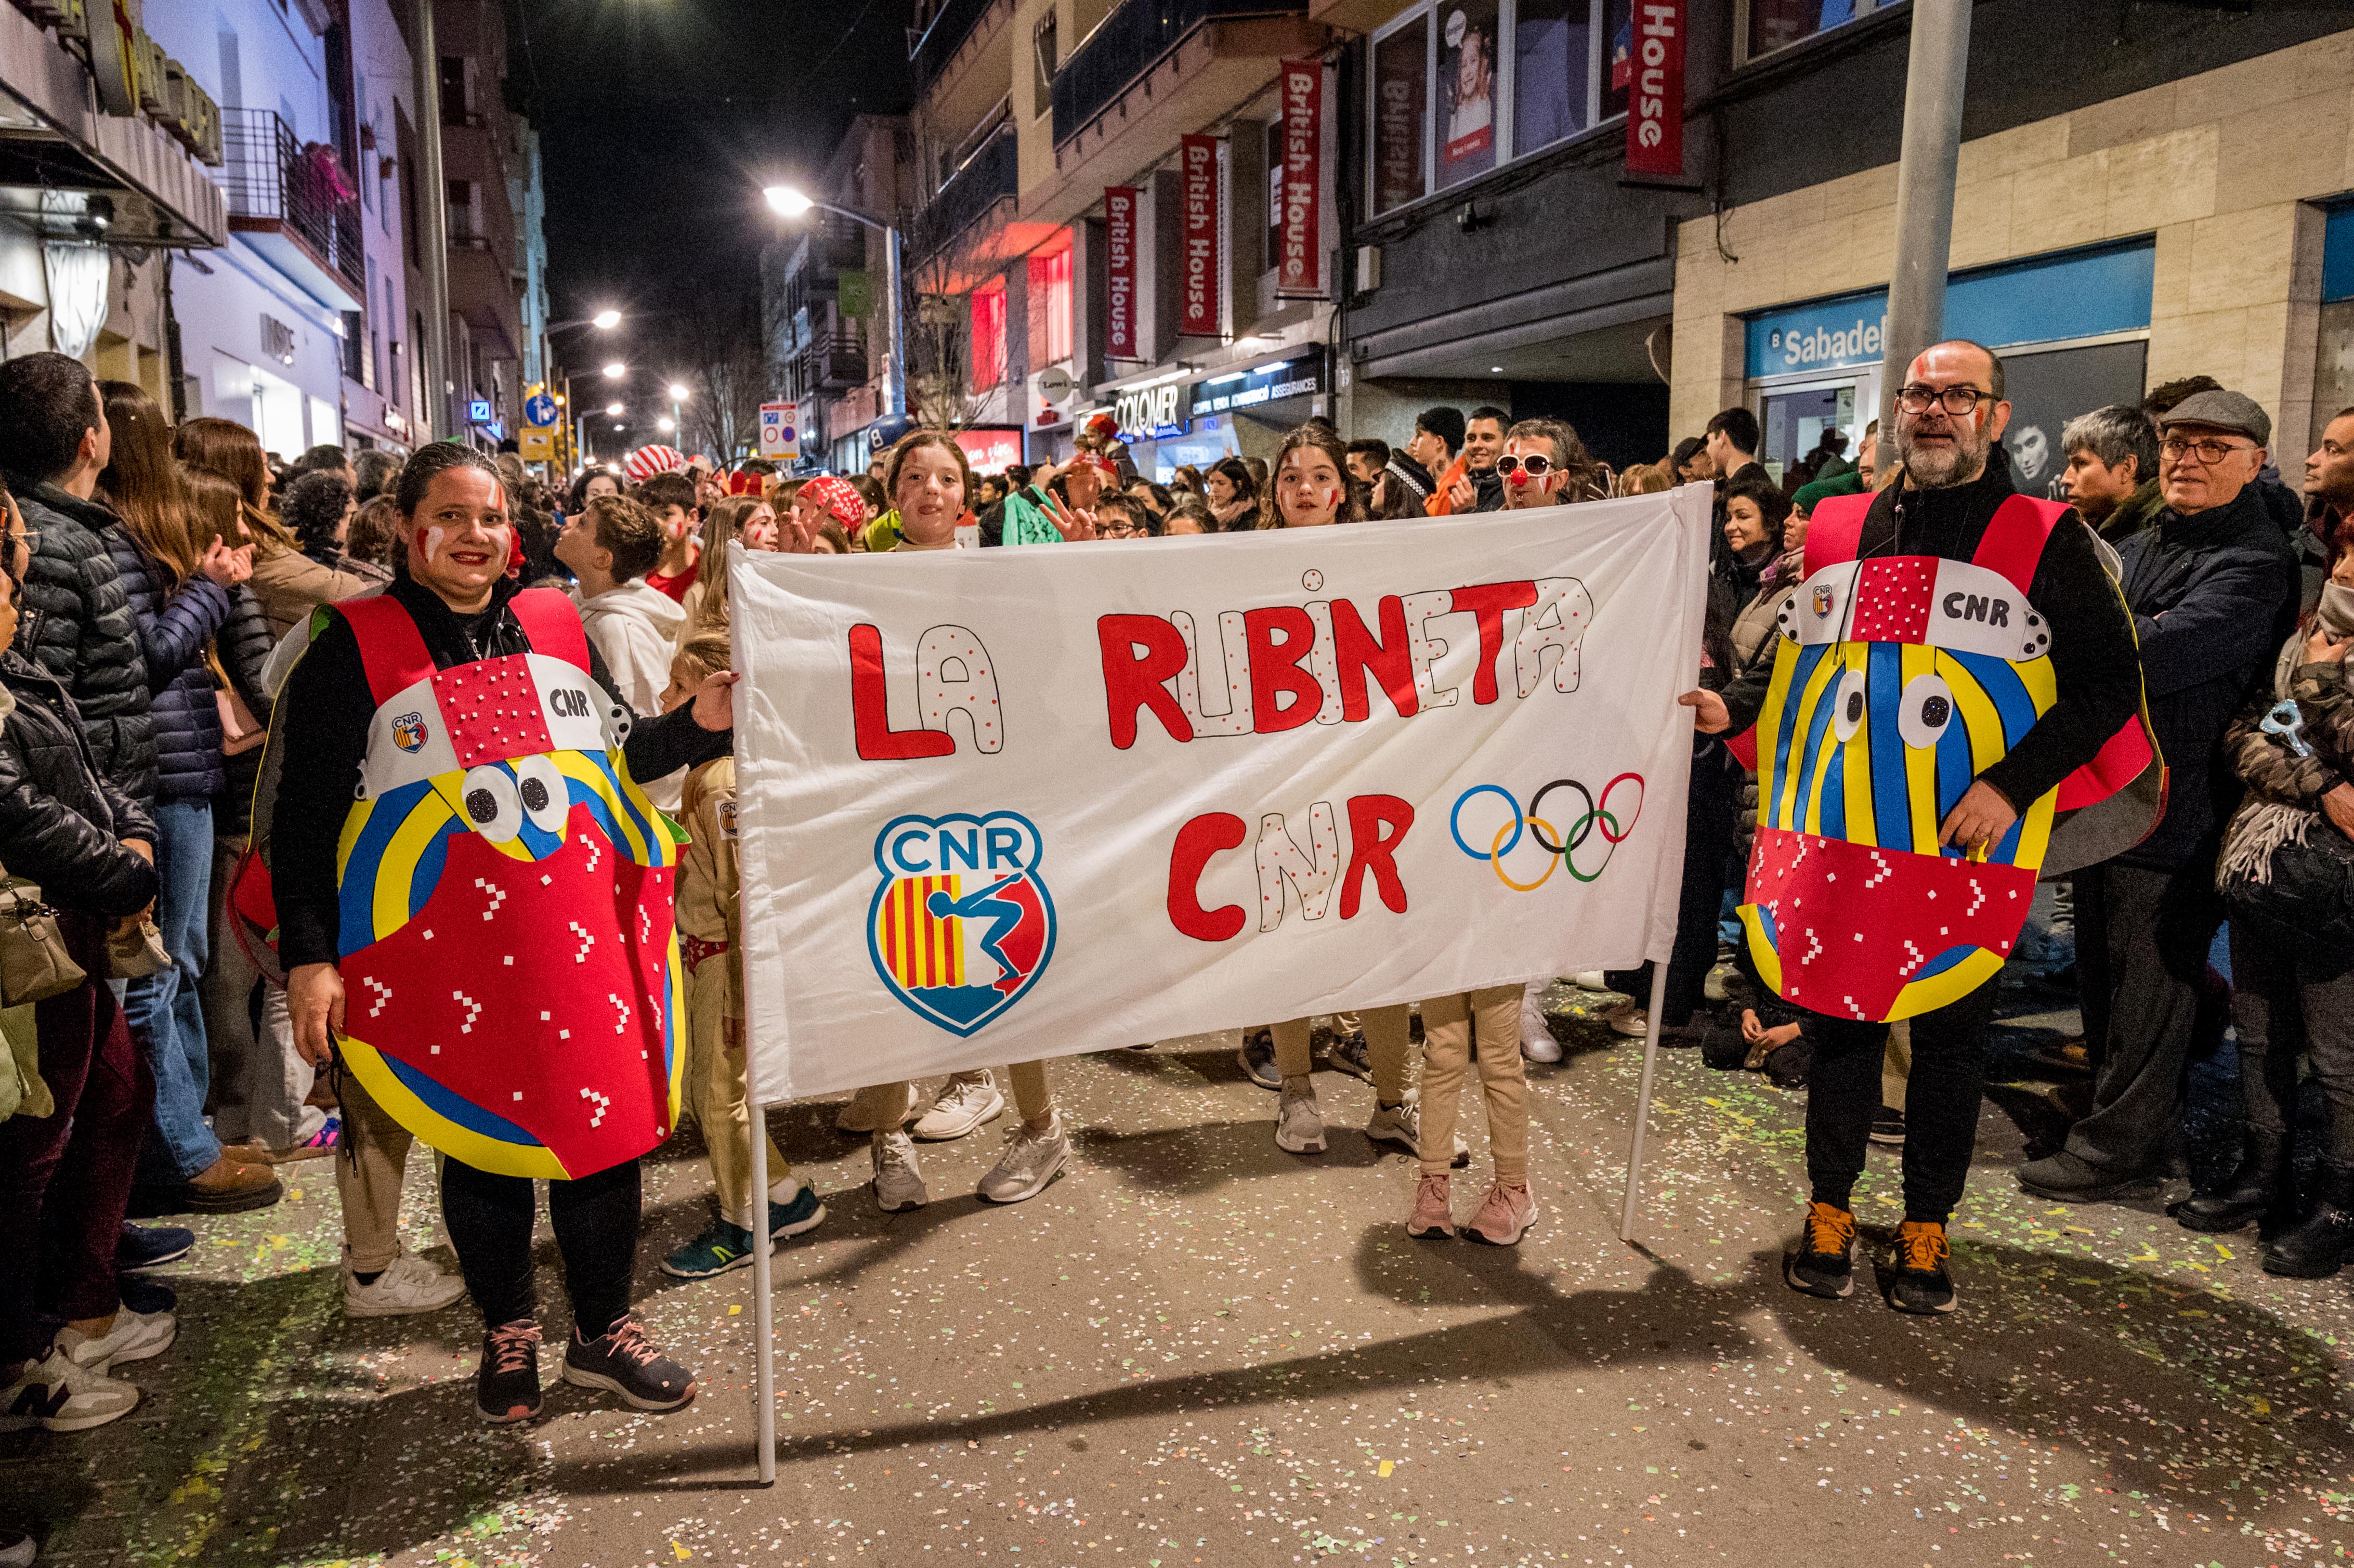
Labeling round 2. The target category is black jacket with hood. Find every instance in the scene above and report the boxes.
[5,473,154,804]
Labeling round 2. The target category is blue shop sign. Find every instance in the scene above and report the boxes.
[467,398,494,423]
[1744,241,2156,381]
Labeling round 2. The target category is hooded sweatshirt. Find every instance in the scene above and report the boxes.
[575,579,691,809]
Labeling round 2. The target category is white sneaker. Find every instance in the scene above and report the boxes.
[834,1100,884,1135]
[1366,1099,1469,1166]
[871,1129,929,1211]
[55,1308,175,1373]
[976,1115,1070,1204]
[0,1347,140,1432]
[1571,970,1612,991]
[345,1252,469,1318]
[1520,991,1562,1063]
[1275,1082,1326,1154]
[912,1072,1005,1141]
[1604,999,1649,1038]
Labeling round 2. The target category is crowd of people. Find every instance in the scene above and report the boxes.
[2,334,2350,1551]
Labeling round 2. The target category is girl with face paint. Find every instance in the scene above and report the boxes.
[266,442,741,1426]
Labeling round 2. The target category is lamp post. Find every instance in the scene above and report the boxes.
[764,184,905,420]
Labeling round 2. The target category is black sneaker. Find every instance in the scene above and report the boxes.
[1783,1201,1858,1299]
[118,1273,177,1315]
[1323,1030,1373,1082]
[1888,1220,1958,1314]
[1868,1106,1906,1147]
[1237,1029,1281,1091]
[563,1314,697,1413]
[118,1223,194,1271]
[475,1318,543,1424]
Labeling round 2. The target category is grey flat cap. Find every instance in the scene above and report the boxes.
[2161,389,2270,448]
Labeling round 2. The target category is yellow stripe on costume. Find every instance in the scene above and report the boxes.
[336,1034,572,1181]
[372,787,461,940]
[1900,644,1942,857]
[1772,646,1846,834]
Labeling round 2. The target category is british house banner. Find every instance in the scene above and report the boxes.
[1624,0,1686,181]
[1179,135,1221,338]
[729,489,1711,1102]
[1276,59,1327,299]
[1104,187,1139,359]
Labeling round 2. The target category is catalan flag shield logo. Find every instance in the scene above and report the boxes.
[867,811,1057,1037]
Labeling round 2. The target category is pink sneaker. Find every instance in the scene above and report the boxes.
[1407,1173,1454,1239]
[1465,1180,1537,1246]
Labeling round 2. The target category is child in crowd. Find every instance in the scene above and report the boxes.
[557,493,687,807]
[634,471,701,603]
[659,633,826,1278]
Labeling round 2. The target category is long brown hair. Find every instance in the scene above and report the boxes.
[689,494,771,635]
[173,416,289,547]
[1258,424,1366,528]
[882,429,974,511]
[181,467,247,559]
[97,381,197,582]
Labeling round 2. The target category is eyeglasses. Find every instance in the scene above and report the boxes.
[1894,384,1989,416]
[2159,435,2256,466]
[1493,453,1552,478]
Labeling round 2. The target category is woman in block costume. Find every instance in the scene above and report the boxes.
[271,443,734,1423]
[1691,342,2155,1318]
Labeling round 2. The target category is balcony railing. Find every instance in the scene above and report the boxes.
[219,108,364,299]
[1052,0,1305,147]
[911,122,1016,262]
[801,324,870,391]
[910,0,1006,99]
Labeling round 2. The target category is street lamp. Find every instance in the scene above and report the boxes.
[657,415,676,434]
[763,182,905,420]
[603,362,626,380]
[606,401,623,415]
[592,309,622,330]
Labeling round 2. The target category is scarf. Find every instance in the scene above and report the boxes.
[2217,633,2324,889]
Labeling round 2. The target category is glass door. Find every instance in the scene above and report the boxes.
[1756,370,1873,487]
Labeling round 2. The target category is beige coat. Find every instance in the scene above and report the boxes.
[249,543,376,639]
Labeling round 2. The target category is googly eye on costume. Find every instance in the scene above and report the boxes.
[1832,668,1867,742]
[462,764,522,841]
[514,754,568,833]
[1897,672,1956,749]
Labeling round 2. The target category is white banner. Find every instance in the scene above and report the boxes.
[731,487,1712,1103]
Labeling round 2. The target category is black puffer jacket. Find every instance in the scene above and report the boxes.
[5,473,154,804]
[2113,484,2301,870]
[0,649,158,918]
[104,525,231,804]
[214,584,277,839]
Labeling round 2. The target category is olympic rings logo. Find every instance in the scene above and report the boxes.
[1447,774,1645,890]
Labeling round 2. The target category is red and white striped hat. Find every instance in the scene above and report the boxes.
[623,445,688,484]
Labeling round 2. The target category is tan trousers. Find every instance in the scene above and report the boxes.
[335,1069,422,1275]
[845,1062,1053,1130]
[1418,986,1529,1179]
[1271,1005,1413,1102]
[1882,1018,1912,1114]
[683,957,790,1225]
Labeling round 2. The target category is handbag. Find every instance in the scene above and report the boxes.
[0,860,88,1006]
[2219,821,2354,981]
[107,916,172,980]
[212,649,267,757]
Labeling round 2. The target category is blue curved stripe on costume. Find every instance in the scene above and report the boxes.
[339,781,436,957]
[1867,643,1911,852]
[405,817,465,918]
[564,773,634,850]
[1819,742,1847,839]
[1786,665,1841,835]
[1913,945,1972,981]
[1951,650,2037,750]
[1992,814,2025,865]
[1933,700,1975,842]
[608,762,669,860]
[1771,643,1826,791]
[516,814,565,861]
[1754,904,1779,946]
[377,1048,543,1147]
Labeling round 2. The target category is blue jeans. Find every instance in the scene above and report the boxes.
[127,797,219,1182]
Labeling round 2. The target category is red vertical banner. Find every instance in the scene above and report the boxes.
[1276,59,1326,299]
[1625,1,1686,180]
[1105,187,1139,360]
[1178,135,1221,337]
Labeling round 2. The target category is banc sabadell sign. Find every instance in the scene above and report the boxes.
[1743,242,2156,382]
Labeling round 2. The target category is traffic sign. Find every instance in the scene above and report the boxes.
[524,392,559,427]
[758,400,799,461]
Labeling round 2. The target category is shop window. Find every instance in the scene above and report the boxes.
[1371,0,1625,216]
[969,281,1008,391]
[1028,249,1073,367]
[1739,0,1890,66]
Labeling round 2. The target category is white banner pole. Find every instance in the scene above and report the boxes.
[748,1096,777,1484]
[1618,958,1675,1243]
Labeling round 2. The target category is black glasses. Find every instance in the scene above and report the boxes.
[1895,384,1987,416]
[2159,435,2255,466]
[1494,454,1552,478]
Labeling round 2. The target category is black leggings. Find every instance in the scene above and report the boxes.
[1803,974,1999,1224]
[441,1155,641,1337]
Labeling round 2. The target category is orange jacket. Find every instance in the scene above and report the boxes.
[1424,453,1469,517]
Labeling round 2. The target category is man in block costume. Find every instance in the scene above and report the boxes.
[1688,341,2156,1316]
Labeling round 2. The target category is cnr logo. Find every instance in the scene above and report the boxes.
[548,687,594,720]
[877,812,1043,878]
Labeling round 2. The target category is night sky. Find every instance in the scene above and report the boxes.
[511,0,913,442]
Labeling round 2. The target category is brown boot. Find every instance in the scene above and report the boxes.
[219,1140,274,1165]
[182,1156,283,1213]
